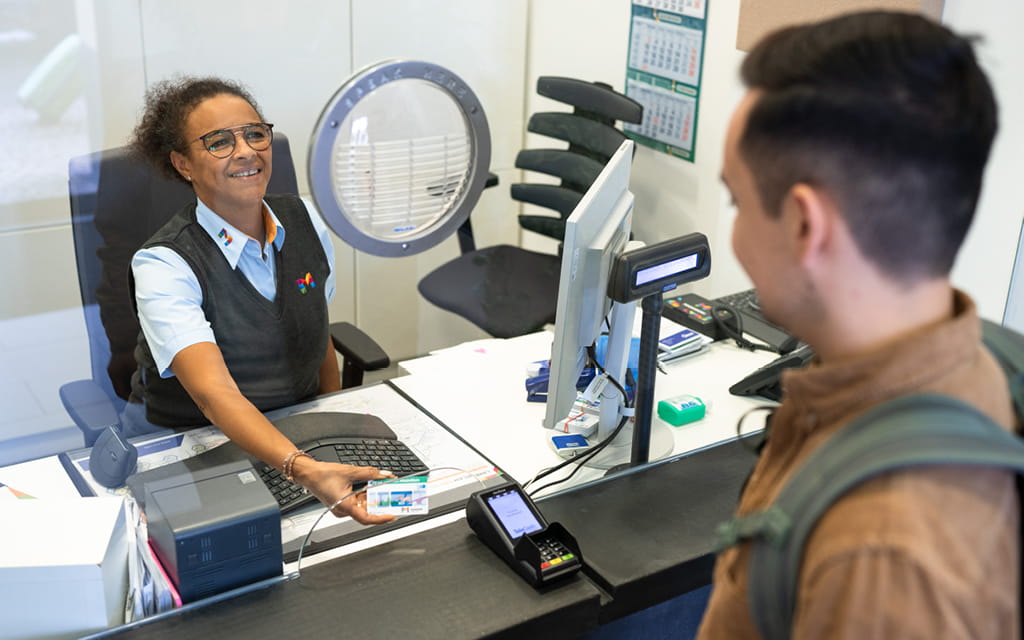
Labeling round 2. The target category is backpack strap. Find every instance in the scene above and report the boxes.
[714,392,1024,640]
[982,318,1024,418]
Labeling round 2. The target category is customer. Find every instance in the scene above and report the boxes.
[698,11,1015,639]
[127,76,394,525]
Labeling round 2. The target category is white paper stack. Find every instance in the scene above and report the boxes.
[0,497,128,639]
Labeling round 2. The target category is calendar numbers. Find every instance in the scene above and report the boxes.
[625,2,708,162]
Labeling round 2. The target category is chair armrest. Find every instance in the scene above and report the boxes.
[59,379,121,447]
[330,321,391,388]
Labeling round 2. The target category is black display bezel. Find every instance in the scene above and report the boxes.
[608,233,711,303]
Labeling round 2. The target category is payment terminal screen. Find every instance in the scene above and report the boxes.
[486,488,543,539]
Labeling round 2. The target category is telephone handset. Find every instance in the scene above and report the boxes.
[466,480,582,587]
[729,345,815,402]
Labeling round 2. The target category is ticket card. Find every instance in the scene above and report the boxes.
[659,328,702,351]
[366,476,429,516]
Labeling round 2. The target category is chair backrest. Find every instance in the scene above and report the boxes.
[513,77,643,242]
[67,134,300,403]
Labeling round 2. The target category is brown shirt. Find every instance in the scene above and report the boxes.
[697,291,1019,639]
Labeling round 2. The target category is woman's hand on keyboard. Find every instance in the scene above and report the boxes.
[294,459,397,524]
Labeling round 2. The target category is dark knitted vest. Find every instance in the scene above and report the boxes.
[131,194,330,428]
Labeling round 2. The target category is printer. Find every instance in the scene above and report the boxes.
[144,460,282,603]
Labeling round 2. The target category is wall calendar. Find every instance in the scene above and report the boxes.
[624,0,709,162]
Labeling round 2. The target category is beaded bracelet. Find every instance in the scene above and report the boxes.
[282,450,312,483]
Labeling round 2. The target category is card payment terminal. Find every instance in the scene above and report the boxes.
[466,480,582,587]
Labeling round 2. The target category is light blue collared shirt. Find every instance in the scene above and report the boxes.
[132,196,336,378]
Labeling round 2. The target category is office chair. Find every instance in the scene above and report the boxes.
[417,76,643,338]
[61,133,389,447]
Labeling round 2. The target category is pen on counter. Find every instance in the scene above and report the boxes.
[0,481,36,500]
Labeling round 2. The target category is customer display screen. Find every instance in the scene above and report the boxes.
[485,487,544,539]
[634,251,700,286]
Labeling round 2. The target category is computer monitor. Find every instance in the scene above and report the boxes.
[543,140,671,469]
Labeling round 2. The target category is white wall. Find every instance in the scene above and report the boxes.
[0,0,530,461]
[944,2,1024,327]
[2,0,1022,463]
[527,0,1024,324]
[3,0,1022,347]
[3,0,530,361]
[524,0,747,300]
[348,1,529,357]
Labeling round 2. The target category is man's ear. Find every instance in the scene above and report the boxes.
[170,150,191,182]
[785,183,832,267]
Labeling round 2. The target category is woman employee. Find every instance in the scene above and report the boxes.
[126,76,393,525]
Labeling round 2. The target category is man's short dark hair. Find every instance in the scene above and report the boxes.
[740,11,997,280]
[129,76,263,184]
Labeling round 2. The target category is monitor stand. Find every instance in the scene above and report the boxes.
[587,292,676,472]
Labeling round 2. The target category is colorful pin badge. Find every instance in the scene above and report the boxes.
[296,272,316,294]
[218,228,233,246]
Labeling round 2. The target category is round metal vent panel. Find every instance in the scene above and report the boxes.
[308,60,491,257]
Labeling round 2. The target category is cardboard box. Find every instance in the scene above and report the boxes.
[0,497,128,639]
[737,0,945,51]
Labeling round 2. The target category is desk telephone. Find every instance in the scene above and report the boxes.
[663,289,797,354]
[729,345,815,402]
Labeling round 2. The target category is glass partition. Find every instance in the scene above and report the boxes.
[1,0,91,464]
[0,0,360,465]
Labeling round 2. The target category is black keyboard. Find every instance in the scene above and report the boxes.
[257,436,429,514]
[715,288,762,314]
[712,289,796,353]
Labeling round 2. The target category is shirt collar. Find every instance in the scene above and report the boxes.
[195,198,286,268]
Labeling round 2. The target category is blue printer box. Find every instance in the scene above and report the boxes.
[144,460,282,603]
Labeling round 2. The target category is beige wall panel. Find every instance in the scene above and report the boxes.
[736,0,944,51]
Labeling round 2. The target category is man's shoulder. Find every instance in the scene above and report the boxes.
[805,461,1017,578]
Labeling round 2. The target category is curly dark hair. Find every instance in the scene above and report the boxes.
[129,76,264,184]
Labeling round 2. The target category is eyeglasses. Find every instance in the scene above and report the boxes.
[190,122,274,158]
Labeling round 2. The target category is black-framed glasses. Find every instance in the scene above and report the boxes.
[190,122,274,158]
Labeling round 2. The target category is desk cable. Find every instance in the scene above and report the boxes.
[735,405,775,455]
[712,303,799,355]
[294,466,487,576]
[524,344,635,497]
[711,304,778,353]
[525,415,631,498]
